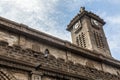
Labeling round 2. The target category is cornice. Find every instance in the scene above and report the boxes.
[67,10,105,31]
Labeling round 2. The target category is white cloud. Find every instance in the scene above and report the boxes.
[106,16,120,25]
[106,0,120,4]
[0,0,60,36]
[0,0,58,23]
[0,0,87,41]
[92,0,120,5]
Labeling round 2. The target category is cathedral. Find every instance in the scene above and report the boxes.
[0,7,120,80]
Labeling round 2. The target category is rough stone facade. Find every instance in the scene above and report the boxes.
[0,8,120,80]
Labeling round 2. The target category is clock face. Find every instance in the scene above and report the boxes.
[73,21,82,32]
[91,18,100,29]
[93,19,99,26]
[74,22,79,29]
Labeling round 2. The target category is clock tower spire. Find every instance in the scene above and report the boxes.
[67,7,111,57]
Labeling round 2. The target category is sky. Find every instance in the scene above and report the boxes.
[0,0,120,60]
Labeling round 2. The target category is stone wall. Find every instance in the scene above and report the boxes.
[0,29,18,46]
[0,40,120,80]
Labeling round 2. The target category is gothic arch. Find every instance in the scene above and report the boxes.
[0,70,17,80]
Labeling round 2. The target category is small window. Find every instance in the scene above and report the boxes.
[44,49,49,58]
[77,32,86,48]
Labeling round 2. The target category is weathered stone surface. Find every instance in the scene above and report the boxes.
[0,40,119,80]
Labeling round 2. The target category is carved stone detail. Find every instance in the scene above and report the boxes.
[0,40,119,80]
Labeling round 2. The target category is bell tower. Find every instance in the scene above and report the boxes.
[67,7,111,57]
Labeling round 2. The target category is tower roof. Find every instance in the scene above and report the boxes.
[67,7,105,31]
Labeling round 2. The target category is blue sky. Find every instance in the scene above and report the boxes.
[0,0,120,60]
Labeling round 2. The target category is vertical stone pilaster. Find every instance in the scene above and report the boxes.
[32,74,41,80]
[19,35,26,47]
[31,71,43,80]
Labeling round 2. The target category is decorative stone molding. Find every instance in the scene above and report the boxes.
[67,8,105,31]
[0,40,120,80]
